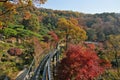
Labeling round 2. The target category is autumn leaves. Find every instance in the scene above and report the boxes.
[55,18,111,80]
[57,18,87,44]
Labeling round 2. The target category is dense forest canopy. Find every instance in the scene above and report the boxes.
[0,1,120,79]
[0,3,120,41]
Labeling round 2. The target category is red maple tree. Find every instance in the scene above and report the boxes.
[48,31,59,48]
[48,31,59,42]
[57,44,111,80]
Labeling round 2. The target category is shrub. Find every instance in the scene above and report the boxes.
[7,48,22,56]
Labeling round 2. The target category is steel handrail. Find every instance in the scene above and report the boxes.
[30,45,63,80]
[23,58,35,80]
[32,53,50,80]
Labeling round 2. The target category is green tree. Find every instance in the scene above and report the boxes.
[97,32,105,41]
[23,14,40,32]
[86,28,97,41]
[107,35,120,76]
[2,28,17,38]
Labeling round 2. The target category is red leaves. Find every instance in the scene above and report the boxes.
[7,48,22,56]
[57,44,111,80]
[86,43,96,50]
[48,31,59,42]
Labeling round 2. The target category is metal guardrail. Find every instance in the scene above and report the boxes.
[32,53,50,80]
[15,48,50,80]
[16,45,62,80]
[41,48,61,80]
[32,50,57,80]
[31,45,62,80]
[15,68,28,80]
[15,58,35,80]
[23,59,35,80]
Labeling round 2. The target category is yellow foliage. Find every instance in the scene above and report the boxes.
[0,2,3,6]
[28,0,32,6]
[4,2,15,10]
[69,18,78,26]
[13,9,18,14]
[0,21,3,29]
[57,18,70,30]
[57,18,87,43]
